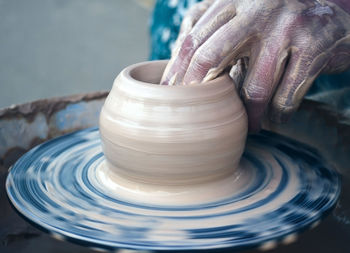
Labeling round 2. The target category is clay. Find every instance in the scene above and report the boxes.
[99,60,248,186]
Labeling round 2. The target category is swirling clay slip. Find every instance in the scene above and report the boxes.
[6,61,341,252]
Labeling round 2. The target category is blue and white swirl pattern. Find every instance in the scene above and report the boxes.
[6,128,340,251]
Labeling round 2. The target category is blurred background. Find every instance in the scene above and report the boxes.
[0,0,153,108]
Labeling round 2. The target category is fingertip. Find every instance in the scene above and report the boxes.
[238,87,263,134]
[246,106,264,133]
[269,104,295,124]
[242,92,266,134]
[248,120,262,133]
[160,80,168,85]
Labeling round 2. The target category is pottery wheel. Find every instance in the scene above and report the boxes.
[6,128,340,251]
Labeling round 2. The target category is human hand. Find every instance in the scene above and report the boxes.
[160,0,350,132]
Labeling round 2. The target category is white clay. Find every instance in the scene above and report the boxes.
[99,60,248,187]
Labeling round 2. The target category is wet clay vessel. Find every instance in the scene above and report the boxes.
[99,60,248,187]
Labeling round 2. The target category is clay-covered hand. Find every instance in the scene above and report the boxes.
[160,0,350,132]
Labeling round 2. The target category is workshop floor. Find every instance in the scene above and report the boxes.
[0,0,153,108]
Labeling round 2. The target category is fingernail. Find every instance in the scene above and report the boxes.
[203,68,220,83]
[187,80,200,85]
[168,73,178,86]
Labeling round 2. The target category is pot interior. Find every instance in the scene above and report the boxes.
[129,61,167,84]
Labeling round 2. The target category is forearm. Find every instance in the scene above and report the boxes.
[327,0,350,14]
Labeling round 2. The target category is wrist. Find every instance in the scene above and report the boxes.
[327,0,350,14]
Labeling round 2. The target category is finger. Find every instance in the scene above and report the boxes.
[182,15,254,85]
[172,0,215,57]
[270,49,329,123]
[229,57,249,90]
[241,41,290,132]
[161,0,236,85]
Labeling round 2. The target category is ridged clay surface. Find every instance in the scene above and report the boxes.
[99,60,248,186]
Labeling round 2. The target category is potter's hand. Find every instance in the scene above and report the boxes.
[160,0,350,132]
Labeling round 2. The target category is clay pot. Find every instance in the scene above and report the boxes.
[99,60,247,186]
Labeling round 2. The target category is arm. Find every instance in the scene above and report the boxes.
[161,0,350,132]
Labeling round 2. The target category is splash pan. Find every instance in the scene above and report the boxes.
[6,128,340,251]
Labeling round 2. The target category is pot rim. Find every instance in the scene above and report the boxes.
[119,60,232,90]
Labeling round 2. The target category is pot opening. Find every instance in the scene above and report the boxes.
[128,61,167,85]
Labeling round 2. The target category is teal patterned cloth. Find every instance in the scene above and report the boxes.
[150,0,201,60]
[150,0,350,115]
